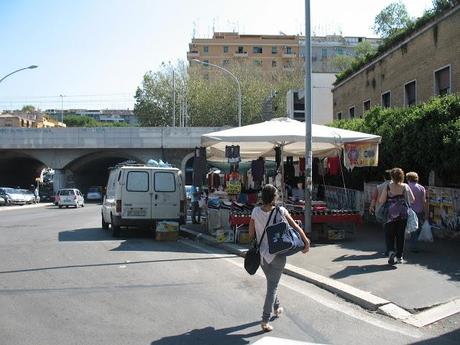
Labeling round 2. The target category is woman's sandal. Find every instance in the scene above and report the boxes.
[274,307,284,318]
[261,322,273,332]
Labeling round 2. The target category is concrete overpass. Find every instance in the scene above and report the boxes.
[0,126,222,191]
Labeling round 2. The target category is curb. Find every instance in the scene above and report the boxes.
[180,225,460,327]
[0,202,53,212]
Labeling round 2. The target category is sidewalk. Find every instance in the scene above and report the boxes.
[180,221,460,327]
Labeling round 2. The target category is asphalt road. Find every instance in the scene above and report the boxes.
[0,204,457,345]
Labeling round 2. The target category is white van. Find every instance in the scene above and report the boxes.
[101,163,186,237]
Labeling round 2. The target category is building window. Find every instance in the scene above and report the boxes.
[349,107,355,119]
[285,47,292,54]
[272,60,277,68]
[363,100,371,113]
[337,112,342,120]
[272,46,277,54]
[404,80,417,106]
[237,46,244,54]
[203,46,209,53]
[381,91,391,108]
[203,59,209,67]
[434,65,451,96]
[336,47,343,55]
[253,46,263,54]
[321,48,327,59]
[223,46,228,53]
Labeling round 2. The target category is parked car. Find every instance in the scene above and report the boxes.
[19,189,39,204]
[86,186,102,201]
[0,187,26,205]
[56,188,85,208]
[0,196,5,206]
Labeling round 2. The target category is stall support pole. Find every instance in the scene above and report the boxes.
[304,0,313,233]
[280,144,285,204]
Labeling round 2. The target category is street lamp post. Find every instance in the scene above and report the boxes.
[59,94,64,123]
[0,65,38,84]
[192,59,242,127]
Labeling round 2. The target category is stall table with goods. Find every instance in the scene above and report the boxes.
[229,200,362,243]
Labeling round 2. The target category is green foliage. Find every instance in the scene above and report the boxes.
[63,115,130,127]
[21,105,36,113]
[373,2,412,38]
[135,59,305,127]
[331,95,460,186]
[335,1,457,85]
[331,55,355,72]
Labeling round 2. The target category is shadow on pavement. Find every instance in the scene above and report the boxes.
[334,223,460,282]
[150,321,262,345]
[410,328,460,345]
[330,264,397,279]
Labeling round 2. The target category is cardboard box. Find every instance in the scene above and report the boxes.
[155,231,179,241]
[156,221,179,232]
[216,229,234,243]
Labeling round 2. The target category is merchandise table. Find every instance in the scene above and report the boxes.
[230,212,363,227]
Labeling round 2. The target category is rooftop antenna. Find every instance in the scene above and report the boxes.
[192,21,196,38]
[212,18,215,33]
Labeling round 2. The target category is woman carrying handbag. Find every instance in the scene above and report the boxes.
[248,184,310,332]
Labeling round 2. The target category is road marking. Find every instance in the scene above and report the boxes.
[403,298,460,327]
[252,336,326,345]
[179,239,423,339]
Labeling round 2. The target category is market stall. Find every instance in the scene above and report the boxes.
[199,117,380,242]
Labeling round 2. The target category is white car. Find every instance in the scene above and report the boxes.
[56,188,85,208]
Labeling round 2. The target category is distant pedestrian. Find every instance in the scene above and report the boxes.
[248,184,310,332]
[406,172,427,252]
[191,186,201,224]
[369,170,391,255]
[379,168,415,265]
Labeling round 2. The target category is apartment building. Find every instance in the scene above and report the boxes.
[0,113,66,128]
[333,5,459,120]
[187,32,380,74]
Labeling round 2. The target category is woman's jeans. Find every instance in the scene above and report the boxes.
[385,218,407,259]
[261,255,286,322]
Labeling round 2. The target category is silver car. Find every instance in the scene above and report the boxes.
[56,188,85,208]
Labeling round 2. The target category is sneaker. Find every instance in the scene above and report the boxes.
[274,307,284,318]
[396,257,406,264]
[388,251,396,265]
[261,322,273,332]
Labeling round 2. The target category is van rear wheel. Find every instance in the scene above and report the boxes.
[111,215,121,237]
[102,215,109,230]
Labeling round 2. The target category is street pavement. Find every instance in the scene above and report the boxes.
[0,204,458,344]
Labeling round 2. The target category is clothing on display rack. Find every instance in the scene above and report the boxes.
[193,147,207,186]
[327,156,340,176]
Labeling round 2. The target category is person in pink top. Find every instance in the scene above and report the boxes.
[406,172,428,252]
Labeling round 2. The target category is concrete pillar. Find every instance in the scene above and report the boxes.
[53,169,66,193]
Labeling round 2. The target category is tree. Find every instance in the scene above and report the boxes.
[373,2,412,38]
[134,59,304,127]
[21,105,36,113]
[331,55,355,72]
[64,115,99,127]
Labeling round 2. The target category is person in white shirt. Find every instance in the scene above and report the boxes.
[249,184,310,332]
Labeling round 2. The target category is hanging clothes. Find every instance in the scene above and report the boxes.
[327,156,340,176]
[193,147,207,186]
[251,157,265,182]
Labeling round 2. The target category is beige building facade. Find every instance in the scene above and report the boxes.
[0,113,66,128]
[332,6,460,120]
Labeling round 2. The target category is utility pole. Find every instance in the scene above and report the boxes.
[172,69,176,127]
[304,0,313,234]
[59,94,64,123]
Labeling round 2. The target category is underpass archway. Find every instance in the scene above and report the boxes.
[62,151,142,195]
[0,151,47,188]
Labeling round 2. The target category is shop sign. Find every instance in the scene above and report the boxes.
[343,142,379,170]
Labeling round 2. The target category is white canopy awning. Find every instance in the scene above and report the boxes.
[201,117,381,161]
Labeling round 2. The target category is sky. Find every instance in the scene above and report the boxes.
[0,0,434,111]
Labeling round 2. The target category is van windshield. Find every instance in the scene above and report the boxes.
[154,172,176,192]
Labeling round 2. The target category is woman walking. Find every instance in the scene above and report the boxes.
[379,168,414,265]
[248,184,310,332]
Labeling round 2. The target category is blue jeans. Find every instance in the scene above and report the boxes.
[261,255,286,322]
